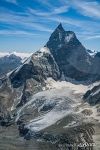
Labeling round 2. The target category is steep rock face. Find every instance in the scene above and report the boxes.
[10,48,60,89]
[83,83,100,105]
[83,57,100,105]
[46,24,93,81]
[46,24,100,82]
[0,48,60,116]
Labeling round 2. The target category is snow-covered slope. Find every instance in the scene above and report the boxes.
[14,78,100,147]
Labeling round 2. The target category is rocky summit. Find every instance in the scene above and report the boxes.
[0,24,100,150]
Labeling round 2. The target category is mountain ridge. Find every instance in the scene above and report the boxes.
[0,24,100,149]
[0,24,100,114]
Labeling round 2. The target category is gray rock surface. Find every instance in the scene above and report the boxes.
[83,83,100,105]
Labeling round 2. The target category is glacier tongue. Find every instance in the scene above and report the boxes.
[16,79,91,133]
[15,78,100,136]
[26,109,72,132]
[24,88,77,132]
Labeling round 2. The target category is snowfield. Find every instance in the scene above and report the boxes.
[15,78,100,134]
[45,78,89,94]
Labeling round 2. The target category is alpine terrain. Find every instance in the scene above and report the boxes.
[0,24,100,150]
[0,52,32,77]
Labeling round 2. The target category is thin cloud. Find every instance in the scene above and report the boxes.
[87,35,100,40]
[29,5,69,17]
[5,0,17,5]
[0,11,53,33]
[0,30,35,35]
[72,0,100,19]
[0,30,41,37]
[47,15,100,31]
[53,6,69,14]
[0,0,100,42]
[0,8,100,38]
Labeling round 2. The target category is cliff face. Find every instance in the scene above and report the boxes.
[46,24,100,81]
[83,83,100,105]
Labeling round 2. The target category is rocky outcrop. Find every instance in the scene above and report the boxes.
[83,83,100,105]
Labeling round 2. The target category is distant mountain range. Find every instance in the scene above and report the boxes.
[0,52,32,77]
[0,52,32,59]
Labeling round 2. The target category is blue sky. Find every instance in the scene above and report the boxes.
[0,0,100,52]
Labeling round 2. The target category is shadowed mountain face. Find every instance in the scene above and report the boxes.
[46,24,100,81]
[0,24,100,149]
[84,83,100,105]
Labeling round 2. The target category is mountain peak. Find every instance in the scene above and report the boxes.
[56,23,64,31]
[46,24,78,51]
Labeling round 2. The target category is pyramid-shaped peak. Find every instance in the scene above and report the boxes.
[56,23,65,31]
[46,23,79,50]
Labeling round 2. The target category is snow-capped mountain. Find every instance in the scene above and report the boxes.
[0,51,32,59]
[0,54,22,77]
[0,24,100,149]
[0,52,32,77]
[45,24,100,82]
